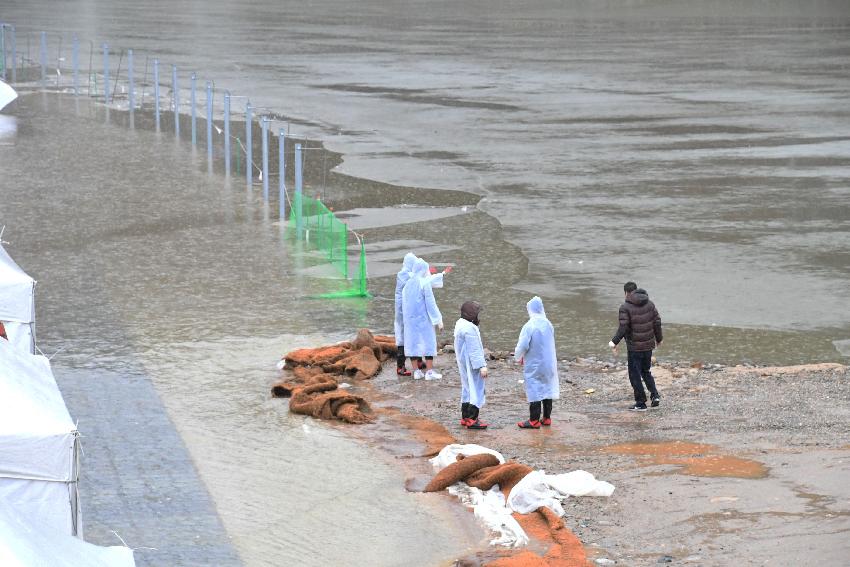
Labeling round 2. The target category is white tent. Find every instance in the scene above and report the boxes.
[0,338,81,537]
[0,80,17,111]
[0,242,36,353]
[0,496,134,567]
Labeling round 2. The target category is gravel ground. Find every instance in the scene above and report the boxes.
[364,352,850,566]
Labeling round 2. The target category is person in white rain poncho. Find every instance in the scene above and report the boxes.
[394,253,418,376]
[514,296,560,429]
[394,254,453,378]
[454,301,489,430]
[401,258,444,380]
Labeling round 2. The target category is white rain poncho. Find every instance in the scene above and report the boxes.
[401,259,442,357]
[393,253,418,346]
[514,296,559,402]
[454,318,487,408]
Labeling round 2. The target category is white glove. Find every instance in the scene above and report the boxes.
[608,341,616,348]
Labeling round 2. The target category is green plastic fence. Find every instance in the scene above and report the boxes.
[287,195,369,298]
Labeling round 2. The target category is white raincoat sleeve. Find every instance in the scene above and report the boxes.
[422,281,443,327]
[428,272,444,289]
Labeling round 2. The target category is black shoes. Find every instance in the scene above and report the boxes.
[651,394,661,407]
[628,403,648,412]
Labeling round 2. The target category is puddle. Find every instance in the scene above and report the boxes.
[603,440,768,479]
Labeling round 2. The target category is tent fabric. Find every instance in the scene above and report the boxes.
[1,320,34,353]
[0,80,17,112]
[0,243,35,323]
[0,497,134,567]
[0,339,81,536]
[0,243,36,353]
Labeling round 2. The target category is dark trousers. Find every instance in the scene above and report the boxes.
[529,399,552,422]
[462,403,479,421]
[627,350,658,404]
[396,345,406,368]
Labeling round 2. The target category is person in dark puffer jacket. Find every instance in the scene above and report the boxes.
[609,281,663,411]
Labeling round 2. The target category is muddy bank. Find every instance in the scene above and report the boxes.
[358,354,849,566]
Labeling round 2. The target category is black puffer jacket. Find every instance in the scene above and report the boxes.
[612,289,662,352]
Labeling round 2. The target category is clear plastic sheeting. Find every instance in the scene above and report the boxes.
[428,444,506,471]
[447,484,528,548]
[0,498,134,567]
[507,470,615,516]
[431,443,614,548]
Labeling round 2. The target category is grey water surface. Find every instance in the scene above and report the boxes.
[3,0,849,361]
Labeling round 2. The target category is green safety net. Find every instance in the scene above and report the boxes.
[287,194,370,298]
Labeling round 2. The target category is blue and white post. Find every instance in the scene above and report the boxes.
[71,34,78,95]
[102,43,109,104]
[224,92,231,176]
[39,31,47,86]
[127,49,135,113]
[245,101,253,189]
[278,129,287,220]
[295,143,304,239]
[190,73,197,146]
[153,59,160,131]
[172,65,179,137]
[206,81,213,164]
[261,116,269,202]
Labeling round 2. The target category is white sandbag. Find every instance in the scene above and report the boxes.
[545,470,615,497]
[448,483,528,548]
[506,470,565,516]
[429,444,505,471]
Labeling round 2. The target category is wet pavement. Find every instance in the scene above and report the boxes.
[56,366,242,566]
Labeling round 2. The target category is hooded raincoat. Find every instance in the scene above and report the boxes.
[455,303,487,408]
[393,253,418,346]
[401,259,443,357]
[514,296,559,403]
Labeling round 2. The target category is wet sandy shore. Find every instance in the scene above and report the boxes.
[349,354,850,566]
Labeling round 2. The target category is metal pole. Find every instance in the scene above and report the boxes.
[40,31,47,85]
[262,116,269,202]
[190,73,197,146]
[1,24,6,82]
[55,36,62,88]
[102,43,109,103]
[206,81,213,163]
[72,34,78,95]
[9,25,15,83]
[245,101,253,189]
[295,143,303,239]
[278,129,286,220]
[224,93,231,176]
[127,49,135,111]
[153,59,160,130]
[172,65,179,137]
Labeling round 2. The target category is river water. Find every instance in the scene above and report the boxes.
[4,0,849,363]
[2,1,849,564]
